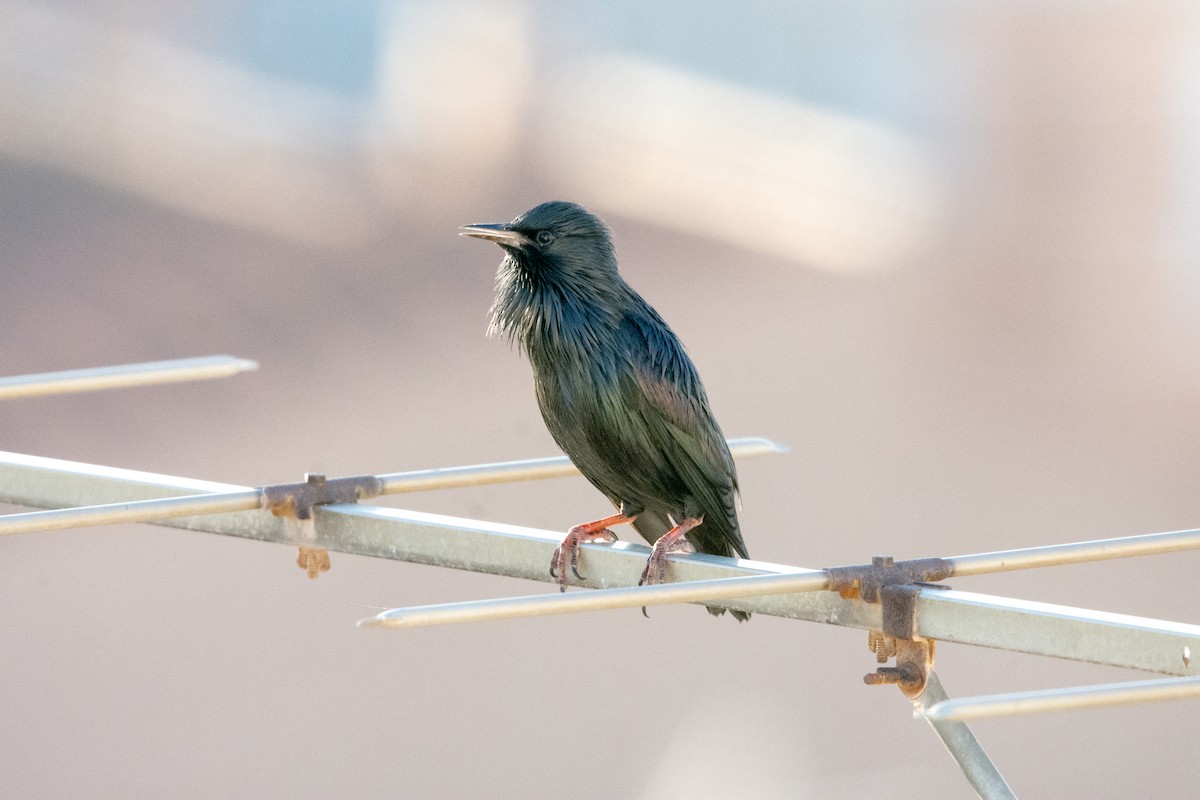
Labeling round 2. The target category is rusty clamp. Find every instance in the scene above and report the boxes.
[259,472,386,579]
[826,555,953,698]
[260,472,384,520]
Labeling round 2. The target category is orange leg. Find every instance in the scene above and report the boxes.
[638,517,701,588]
[550,513,633,592]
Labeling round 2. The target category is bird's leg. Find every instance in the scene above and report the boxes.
[639,517,701,587]
[550,513,632,591]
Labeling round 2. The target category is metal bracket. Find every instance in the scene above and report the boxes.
[864,637,936,699]
[863,585,941,697]
[259,472,383,578]
[827,555,952,697]
[261,472,383,520]
[826,554,952,602]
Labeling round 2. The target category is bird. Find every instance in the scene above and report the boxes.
[460,201,749,621]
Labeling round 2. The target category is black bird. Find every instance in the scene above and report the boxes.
[460,201,749,620]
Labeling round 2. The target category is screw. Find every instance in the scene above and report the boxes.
[863,662,922,690]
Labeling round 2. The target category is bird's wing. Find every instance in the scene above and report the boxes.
[618,311,746,559]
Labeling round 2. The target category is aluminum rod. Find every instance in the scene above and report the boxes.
[0,356,259,400]
[915,588,1200,676]
[0,491,263,536]
[0,450,878,627]
[919,675,1200,722]
[359,573,1200,676]
[916,672,1018,800]
[947,527,1200,577]
[0,438,783,537]
[374,437,786,493]
[1,450,1197,674]
[358,570,830,628]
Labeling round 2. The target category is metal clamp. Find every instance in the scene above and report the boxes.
[865,584,943,697]
[826,555,952,698]
[826,554,952,602]
[261,472,383,520]
[260,472,384,579]
[864,637,936,699]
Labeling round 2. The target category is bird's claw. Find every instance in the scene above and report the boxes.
[637,535,695,618]
[549,525,619,591]
[638,536,695,587]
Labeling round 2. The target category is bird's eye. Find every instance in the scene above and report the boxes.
[535,230,555,246]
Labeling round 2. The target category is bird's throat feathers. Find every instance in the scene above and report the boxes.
[488,250,630,362]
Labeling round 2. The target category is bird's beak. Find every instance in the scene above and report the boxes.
[458,223,529,248]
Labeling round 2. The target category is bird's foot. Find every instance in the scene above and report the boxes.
[297,546,331,579]
[638,532,696,587]
[549,513,632,591]
[550,525,619,591]
[637,517,701,618]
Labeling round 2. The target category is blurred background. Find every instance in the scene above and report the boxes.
[2,1,1198,797]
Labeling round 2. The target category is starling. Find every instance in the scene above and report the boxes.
[460,201,749,620]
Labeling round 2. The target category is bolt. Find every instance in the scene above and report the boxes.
[863,662,922,690]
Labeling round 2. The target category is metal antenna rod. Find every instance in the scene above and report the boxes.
[919,675,1200,722]
[358,569,830,628]
[916,673,1018,800]
[1,449,1197,675]
[0,355,259,400]
[356,529,1200,634]
[0,491,265,536]
[374,437,785,493]
[357,579,1200,678]
[0,438,784,537]
[946,528,1200,576]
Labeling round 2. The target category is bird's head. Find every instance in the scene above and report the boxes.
[459,201,618,284]
[461,201,629,348]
